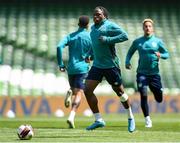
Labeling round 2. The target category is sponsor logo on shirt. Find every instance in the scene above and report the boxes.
[139,43,142,47]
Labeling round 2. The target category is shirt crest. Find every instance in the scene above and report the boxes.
[152,42,157,47]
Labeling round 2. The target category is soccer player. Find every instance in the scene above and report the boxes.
[57,15,93,129]
[84,6,135,132]
[125,18,169,128]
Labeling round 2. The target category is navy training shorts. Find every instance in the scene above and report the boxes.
[86,66,122,86]
[68,73,87,89]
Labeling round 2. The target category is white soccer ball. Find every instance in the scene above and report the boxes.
[17,124,34,140]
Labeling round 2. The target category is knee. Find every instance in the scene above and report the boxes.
[112,86,124,97]
[139,87,147,97]
[120,93,128,102]
[117,90,124,97]
[154,91,163,103]
[156,96,163,103]
[157,99,162,103]
[140,94,148,105]
[72,101,80,107]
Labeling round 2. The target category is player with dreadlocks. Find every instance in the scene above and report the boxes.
[84,6,135,132]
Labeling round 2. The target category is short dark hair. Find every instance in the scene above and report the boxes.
[94,6,109,19]
[78,15,89,28]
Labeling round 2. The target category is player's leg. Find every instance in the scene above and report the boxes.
[112,85,135,132]
[67,88,83,129]
[66,74,87,129]
[106,67,135,132]
[64,75,74,108]
[149,74,163,103]
[85,80,106,130]
[137,73,152,128]
[64,89,73,108]
[139,89,152,128]
[84,66,105,130]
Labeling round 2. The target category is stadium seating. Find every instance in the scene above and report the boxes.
[0,2,179,96]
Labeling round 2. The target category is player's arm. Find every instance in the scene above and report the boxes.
[99,23,128,44]
[156,39,169,59]
[85,49,94,63]
[125,41,137,69]
[57,36,69,71]
[83,38,94,63]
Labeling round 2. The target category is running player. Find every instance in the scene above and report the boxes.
[57,15,93,128]
[84,6,135,132]
[125,18,169,128]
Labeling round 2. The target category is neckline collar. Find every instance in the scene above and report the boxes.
[144,34,154,39]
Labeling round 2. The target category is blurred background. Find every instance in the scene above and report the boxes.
[0,0,179,98]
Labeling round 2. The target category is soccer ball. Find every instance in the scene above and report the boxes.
[17,124,34,140]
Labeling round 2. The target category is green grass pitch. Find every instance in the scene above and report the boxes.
[0,113,180,142]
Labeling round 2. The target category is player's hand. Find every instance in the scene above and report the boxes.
[60,67,65,72]
[155,52,161,58]
[99,36,106,43]
[125,64,132,70]
[85,56,93,63]
[85,57,91,63]
[59,66,66,72]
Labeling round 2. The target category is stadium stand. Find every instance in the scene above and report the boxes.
[0,1,179,96]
